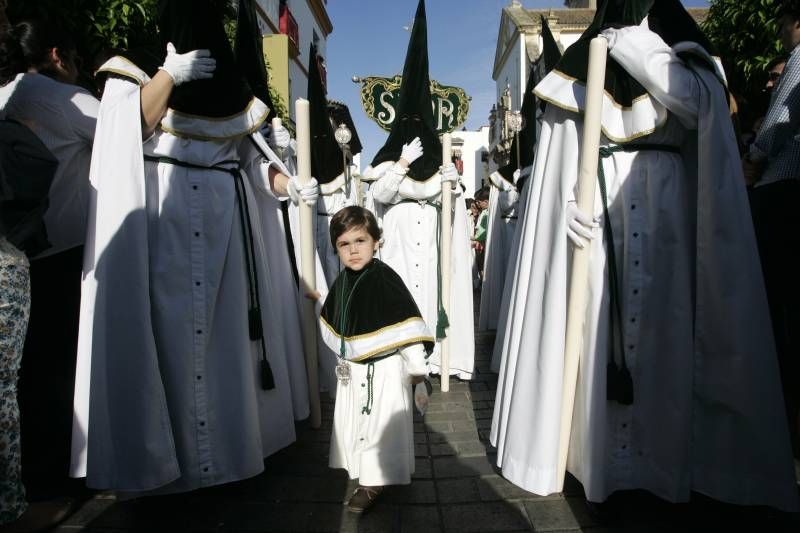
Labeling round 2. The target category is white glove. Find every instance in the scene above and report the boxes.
[400,137,424,165]
[515,165,532,185]
[566,201,598,249]
[267,124,291,150]
[288,175,319,206]
[512,168,521,182]
[440,163,459,184]
[500,172,517,192]
[160,42,216,86]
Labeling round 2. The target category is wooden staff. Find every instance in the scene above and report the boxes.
[295,99,321,429]
[556,36,608,489]
[440,133,453,392]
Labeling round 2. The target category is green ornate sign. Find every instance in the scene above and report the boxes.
[357,75,470,134]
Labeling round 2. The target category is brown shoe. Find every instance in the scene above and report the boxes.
[346,486,382,513]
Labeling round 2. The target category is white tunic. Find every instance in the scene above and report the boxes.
[370,164,475,379]
[71,76,297,493]
[491,29,798,511]
[329,344,427,486]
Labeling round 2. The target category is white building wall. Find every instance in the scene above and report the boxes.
[452,127,491,198]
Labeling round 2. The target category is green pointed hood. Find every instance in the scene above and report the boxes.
[371,0,442,181]
[533,0,719,143]
[308,43,345,185]
[553,0,654,108]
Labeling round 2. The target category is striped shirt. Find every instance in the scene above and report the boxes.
[750,44,800,186]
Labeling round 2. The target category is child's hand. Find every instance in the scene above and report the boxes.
[414,381,429,416]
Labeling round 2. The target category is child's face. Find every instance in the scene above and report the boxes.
[335,226,379,271]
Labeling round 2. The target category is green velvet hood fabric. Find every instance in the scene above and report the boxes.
[371,0,442,181]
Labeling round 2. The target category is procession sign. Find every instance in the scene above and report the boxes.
[357,75,470,134]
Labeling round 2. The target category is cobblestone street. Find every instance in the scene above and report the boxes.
[53,321,800,532]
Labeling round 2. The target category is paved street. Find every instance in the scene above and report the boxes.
[53,303,800,532]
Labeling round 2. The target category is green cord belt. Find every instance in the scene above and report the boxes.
[144,154,275,390]
[596,143,680,405]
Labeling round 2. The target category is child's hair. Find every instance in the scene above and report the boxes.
[329,206,382,248]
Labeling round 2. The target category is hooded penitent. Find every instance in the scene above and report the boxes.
[308,43,346,185]
[492,16,561,187]
[535,0,719,142]
[371,0,441,181]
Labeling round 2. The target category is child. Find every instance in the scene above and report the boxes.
[316,206,432,513]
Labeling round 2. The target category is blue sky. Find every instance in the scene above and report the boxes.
[325,1,710,166]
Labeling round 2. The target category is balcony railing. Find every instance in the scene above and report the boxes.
[279,3,299,49]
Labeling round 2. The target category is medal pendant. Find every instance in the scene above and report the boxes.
[335,360,351,385]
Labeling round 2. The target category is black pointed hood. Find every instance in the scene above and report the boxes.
[539,15,562,81]
[159,0,252,118]
[371,0,442,181]
[328,101,363,156]
[308,43,345,185]
[552,0,716,108]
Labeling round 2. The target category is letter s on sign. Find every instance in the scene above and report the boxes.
[378,91,396,125]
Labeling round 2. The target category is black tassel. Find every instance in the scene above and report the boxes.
[617,363,634,405]
[249,307,263,340]
[606,359,620,402]
[261,358,275,390]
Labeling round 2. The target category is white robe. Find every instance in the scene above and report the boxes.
[71,76,297,493]
[329,344,427,486]
[369,163,475,379]
[490,29,799,511]
[478,178,518,331]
